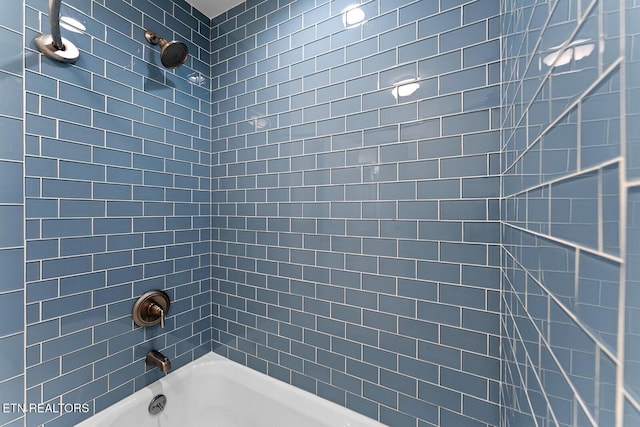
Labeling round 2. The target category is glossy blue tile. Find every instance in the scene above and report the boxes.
[441,155,488,178]
[443,110,490,135]
[363,381,397,409]
[399,118,440,142]
[464,40,500,69]
[467,0,500,21]
[462,176,500,198]
[0,206,23,247]
[420,8,462,38]
[440,200,486,220]
[549,171,599,249]
[441,22,486,53]
[463,395,499,424]
[0,248,23,292]
[345,37,378,62]
[0,116,23,161]
[440,66,487,94]
[462,308,499,335]
[0,161,22,203]
[399,37,438,63]
[41,292,92,320]
[0,291,24,340]
[42,179,92,199]
[418,93,461,119]
[0,71,22,118]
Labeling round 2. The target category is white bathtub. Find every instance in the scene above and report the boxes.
[76,352,385,427]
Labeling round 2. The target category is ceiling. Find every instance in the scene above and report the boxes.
[187,0,244,19]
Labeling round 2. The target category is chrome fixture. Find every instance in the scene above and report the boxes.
[145,350,172,373]
[34,0,80,64]
[144,30,189,69]
[148,394,167,415]
[132,290,170,328]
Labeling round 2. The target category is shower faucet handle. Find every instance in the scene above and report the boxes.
[148,303,165,328]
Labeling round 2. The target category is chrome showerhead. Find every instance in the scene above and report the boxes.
[145,30,188,69]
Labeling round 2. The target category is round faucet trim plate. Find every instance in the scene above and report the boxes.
[132,290,170,328]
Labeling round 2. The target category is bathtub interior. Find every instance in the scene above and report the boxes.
[76,351,385,427]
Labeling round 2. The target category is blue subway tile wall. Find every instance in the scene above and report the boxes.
[22,0,211,425]
[210,0,501,425]
[0,1,25,426]
[501,0,637,426]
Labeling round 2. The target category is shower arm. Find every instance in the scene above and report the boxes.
[48,0,64,50]
[34,0,80,64]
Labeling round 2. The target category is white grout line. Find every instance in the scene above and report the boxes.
[615,0,628,421]
[548,180,552,237]
[577,100,582,172]
[612,0,631,415]
[598,0,604,77]
[574,248,580,319]
[623,388,640,414]
[598,168,604,253]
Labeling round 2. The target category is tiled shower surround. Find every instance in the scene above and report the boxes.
[209,0,503,426]
[0,0,638,426]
